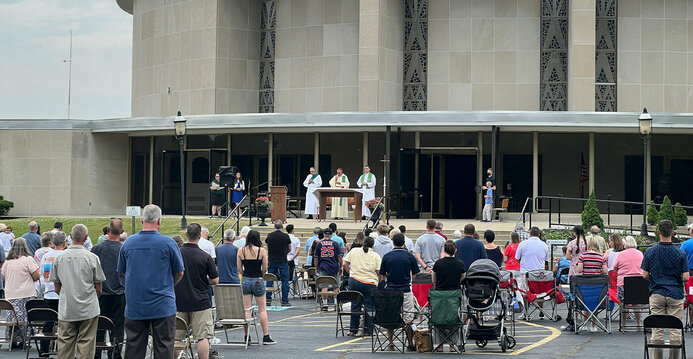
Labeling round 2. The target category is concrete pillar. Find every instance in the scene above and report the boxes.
[313,133,319,171]
[478,132,484,219]
[148,135,154,203]
[533,132,539,213]
[226,134,232,166]
[362,132,369,167]
[589,132,595,194]
[268,133,274,187]
[568,0,596,110]
[414,132,420,212]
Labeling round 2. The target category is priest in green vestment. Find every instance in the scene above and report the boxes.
[328,168,350,219]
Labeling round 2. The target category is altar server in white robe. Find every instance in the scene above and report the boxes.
[328,168,350,219]
[358,165,377,219]
[303,167,322,219]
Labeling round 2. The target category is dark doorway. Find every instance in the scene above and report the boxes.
[443,155,477,219]
[503,154,542,212]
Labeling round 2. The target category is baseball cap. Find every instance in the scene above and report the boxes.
[323,227,333,235]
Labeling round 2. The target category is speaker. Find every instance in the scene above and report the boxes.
[218,166,237,186]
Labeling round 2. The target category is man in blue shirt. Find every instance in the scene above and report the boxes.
[454,223,487,268]
[642,220,689,359]
[23,220,41,255]
[482,181,493,222]
[217,229,239,284]
[304,227,321,266]
[117,204,184,359]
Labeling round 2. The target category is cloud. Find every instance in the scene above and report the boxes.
[0,0,132,119]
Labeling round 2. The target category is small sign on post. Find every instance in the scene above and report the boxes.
[546,239,568,271]
[126,206,141,236]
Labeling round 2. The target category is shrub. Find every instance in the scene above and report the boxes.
[646,201,659,225]
[658,196,674,223]
[0,195,13,216]
[674,202,688,227]
[581,191,604,230]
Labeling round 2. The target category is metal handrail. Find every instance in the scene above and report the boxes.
[515,197,532,229]
[362,197,384,231]
[210,195,248,242]
[212,207,248,247]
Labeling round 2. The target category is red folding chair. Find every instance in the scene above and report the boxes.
[521,269,562,322]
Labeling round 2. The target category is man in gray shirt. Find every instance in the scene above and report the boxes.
[414,219,446,273]
[49,224,106,359]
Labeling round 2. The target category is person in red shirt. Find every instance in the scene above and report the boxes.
[503,232,521,271]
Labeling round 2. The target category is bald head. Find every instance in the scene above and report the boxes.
[590,226,600,235]
[29,221,38,232]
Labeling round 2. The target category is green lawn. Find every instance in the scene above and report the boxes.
[0,217,250,245]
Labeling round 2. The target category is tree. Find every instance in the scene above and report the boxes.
[0,195,13,216]
[659,196,675,223]
[646,201,659,225]
[674,202,688,227]
[581,191,604,230]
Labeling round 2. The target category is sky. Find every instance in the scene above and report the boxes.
[0,0,132,120]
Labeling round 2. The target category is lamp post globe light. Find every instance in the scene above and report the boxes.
[639,108,652,237]
[174,111,187,229]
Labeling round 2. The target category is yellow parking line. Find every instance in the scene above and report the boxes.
[315,337,365,351]
[509,321,561,356]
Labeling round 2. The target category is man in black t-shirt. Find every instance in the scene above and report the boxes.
[174,223,219,359]
[265,220,292,306]
[432,241,466,290]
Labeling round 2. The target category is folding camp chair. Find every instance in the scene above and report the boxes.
[371,289,406,353]
[570,274,611,334]
[214,284,260,348]
[608,270,620,320]
[0,299,25,352]
[523,269,562,322]
[643,315,686,359]
[619,276,650,332]
[25,308,59,359]
[95,316,119,359]
[174,316,195,359]
[428,290,465,353]
[315,276,339,311]
[335,291,366,337]
[264,273,281,308]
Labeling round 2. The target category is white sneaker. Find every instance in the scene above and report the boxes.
[211,337,221,344]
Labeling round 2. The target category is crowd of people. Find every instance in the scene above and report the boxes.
[1,209,693,357]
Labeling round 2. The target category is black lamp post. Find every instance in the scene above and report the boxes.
[639,108,652,237]
[174,111,187,229]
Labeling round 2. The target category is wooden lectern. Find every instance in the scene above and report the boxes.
[270,186,287,222]
[314,188,363,222]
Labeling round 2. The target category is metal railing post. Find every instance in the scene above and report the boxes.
[607,195,611,226]
[548,198,552,228]
[557,196,561,226]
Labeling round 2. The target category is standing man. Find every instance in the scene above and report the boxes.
[209,173,226,217]
[358,165,377,220]
[174,223,219,359]
[641,220,689,359]
[49,224,106,359]
[482,181,494,222]
[398,225,414,253]
[286,224,301,284]
[217,229,240,284]
[414,219,446,273]
[681,223,693,326]
[266,220,291,306]
[305,226,322,266]
[373,224,393,258]
[118,204,185,359]
[23,221,41,255]
[91,218,126,359]
[586,226,607,253]
[198,227,217,259]
[481,168,496,191]
[303,167,322,219]
[314,227,342,310]
[454,224,487,268]
[435,221,448,240]
[515,226,550,314]
[329,168,350,219]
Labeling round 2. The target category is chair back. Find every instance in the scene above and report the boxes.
[175,316,189,331]
[0,299,14,311]
[336,290,364,305]
[214,284,246,321]
[608,270,618,288]
[643,314,683,330]
[570,274,610,310]
[556,267,570,285]
[96,316,116,345]
[27,308,58,326]
[264,273,279,282]
[622,276,650,305]
[316,275,338,288]
[501,199,509,209]
[25,298,51,312]
[526,269,555,294]
[372,289,404,328]
[428,290,462,327]
[307,267,316,277]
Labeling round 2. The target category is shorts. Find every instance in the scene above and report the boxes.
[176,309,214,340]
[402,291,419,323]
[317,270,340,289]
[242,276,266,297]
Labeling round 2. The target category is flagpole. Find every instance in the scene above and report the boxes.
[64,27,73,120]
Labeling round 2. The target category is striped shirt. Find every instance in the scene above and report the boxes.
[578,251,606,275]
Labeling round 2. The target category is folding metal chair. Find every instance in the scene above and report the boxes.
[95,316,118,359]
[523,269,561,322]
[264,272,281,308]
[306,267,317,298]
[335,290,366,337]
[0,299,25,352]
[643,315,686,359]
[428,290,465,353]
[619,276,650,332]
[214,284,260,348]
[315,276,339,311]
[570,274,611,334]
[371,289,406,353]
[25,308,59,359]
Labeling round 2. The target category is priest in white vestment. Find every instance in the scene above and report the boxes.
[358,165,377,219]
[328,168,350,219]
[302,167,322,219]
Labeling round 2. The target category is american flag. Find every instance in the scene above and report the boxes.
[579,152,588,197]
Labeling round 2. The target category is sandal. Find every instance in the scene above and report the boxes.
[346,332,357,337]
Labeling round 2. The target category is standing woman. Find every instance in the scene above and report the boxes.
[503,232,521,271]
[1,238,40,347]
[210,173,226,217]
[604,233,625,270]
[232,171,246,217]
[342,236,381,336]
[565,225,588,278]
[236,230,276,345]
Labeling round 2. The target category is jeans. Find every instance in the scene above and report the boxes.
[348,278,375,335]
[267,262,290,303]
